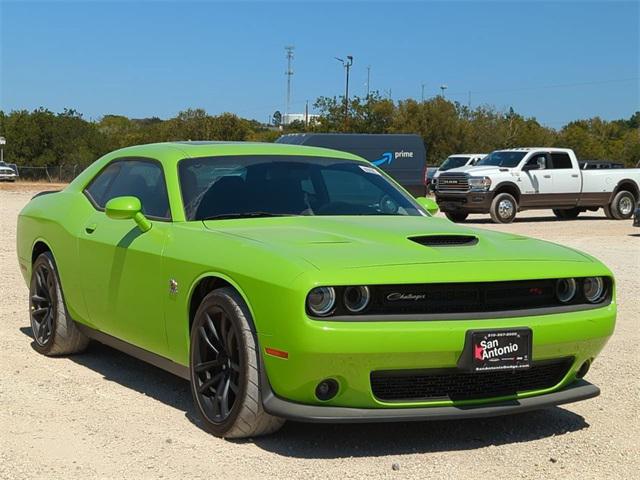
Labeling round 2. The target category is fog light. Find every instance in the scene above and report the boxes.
[556,278,577,303]
[315,379,339,401]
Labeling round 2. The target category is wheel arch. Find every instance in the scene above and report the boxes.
[492,182,521,202]
[186,272,258,335]
[611,179,639,202]
[31,238,53,264]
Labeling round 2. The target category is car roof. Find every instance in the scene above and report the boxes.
[105,141,365,165]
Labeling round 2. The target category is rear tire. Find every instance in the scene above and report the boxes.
[490,193,518,224]
[189,287,284,439]
[445,212,468,222]
[29,252,89,355]
[553,208,580,220]
[610,190,636,220]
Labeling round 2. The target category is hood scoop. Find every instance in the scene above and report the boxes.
[408,235,479,247]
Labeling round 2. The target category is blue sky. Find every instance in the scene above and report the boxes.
[1,1,638,127]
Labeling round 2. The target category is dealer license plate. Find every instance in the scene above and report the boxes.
[470,329,532,372]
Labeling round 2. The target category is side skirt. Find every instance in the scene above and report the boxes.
[75,323,190,380]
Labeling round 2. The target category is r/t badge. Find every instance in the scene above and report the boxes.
[169,279,179,295]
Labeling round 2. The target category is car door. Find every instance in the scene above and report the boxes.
[78,158,172,356]
[549,152,581,206]
[521,152,553,206]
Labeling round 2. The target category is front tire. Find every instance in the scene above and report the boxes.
[445,212,469,222]
[490,193,518,223]
[29,252,89,355]
[189,287,284,438]
[610,190,636,220]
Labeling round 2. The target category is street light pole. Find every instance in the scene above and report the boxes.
[440,84,448,98]
[335,55,353,130]
[421,83,426,102]
[0,137,6,164]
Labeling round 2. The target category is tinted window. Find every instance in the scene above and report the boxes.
[179,155,423,221]
[440,156,470,171]
[550,153,573,169]
[84,159,171,220]
[477,151,527,168]
[526,154,547,169]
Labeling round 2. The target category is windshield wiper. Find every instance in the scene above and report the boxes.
[202,212,298,220]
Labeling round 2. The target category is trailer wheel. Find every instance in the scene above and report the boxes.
[490,193,518,223]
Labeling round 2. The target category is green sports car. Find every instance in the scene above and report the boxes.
[17,142,616,438]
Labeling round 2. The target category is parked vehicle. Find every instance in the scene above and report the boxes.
[634,204,640,227]
[18,142,614,438]
[276,133,427,196]
[0,165,17,181]
[424,166,438,193]
[580,160,625,170]
[435,147,640,223]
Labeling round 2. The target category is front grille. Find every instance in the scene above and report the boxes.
[436,173,470,192]
[370,359,572,402]
[408,235,478,247]
[368,279,558,315]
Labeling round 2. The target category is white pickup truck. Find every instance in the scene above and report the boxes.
[435,147,640,223]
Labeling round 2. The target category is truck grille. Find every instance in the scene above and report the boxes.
[370,359,572,402]
[436,173,470,192]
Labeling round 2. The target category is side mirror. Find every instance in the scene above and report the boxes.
[416,196,439,215]
[105,196,152,232]
[522,163,540,171]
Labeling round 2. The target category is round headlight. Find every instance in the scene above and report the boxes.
[307,287,336,316]
[343,286,371,313]
[556,278,577,303]
[583,277,605,303]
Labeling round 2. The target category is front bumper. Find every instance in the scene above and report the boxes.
[436,191,492,213]
[259,304,615,413]
[262,376,600,423]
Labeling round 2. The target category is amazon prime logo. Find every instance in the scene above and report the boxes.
[386,292,426,302]
[371,150,415,167]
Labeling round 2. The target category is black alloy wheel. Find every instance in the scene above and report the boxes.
[192,305,243,423]
[30,260,56,346]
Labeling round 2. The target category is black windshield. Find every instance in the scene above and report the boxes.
[477,151,527,168]
[179,155,424,220]
[440,156,470,171]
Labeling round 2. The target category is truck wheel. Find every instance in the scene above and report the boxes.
[603,205,615,219]
[610,191,636,220]
[553,208,580,220]
[490,193,517,223]
[445,212,468,222]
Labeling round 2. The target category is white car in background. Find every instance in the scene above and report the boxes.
[433,154,486,186]
[0,165,17,182]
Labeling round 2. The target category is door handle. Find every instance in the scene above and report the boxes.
[571,174,579,178]
[85,224,97,234]
[543,175,551,179]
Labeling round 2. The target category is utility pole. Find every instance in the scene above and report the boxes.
[335,55,353,130]
[366,65,371,97]
[284,45,295,126]
[468,90,472,109]
[305,100,309,127]
[421,83,426,102]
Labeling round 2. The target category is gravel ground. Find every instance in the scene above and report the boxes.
[1,185,638,479]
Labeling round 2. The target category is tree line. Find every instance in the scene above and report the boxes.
[1,95,638,170]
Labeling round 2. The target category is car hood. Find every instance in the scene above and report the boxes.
[444,165,515,176]
[203,216,591,270]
